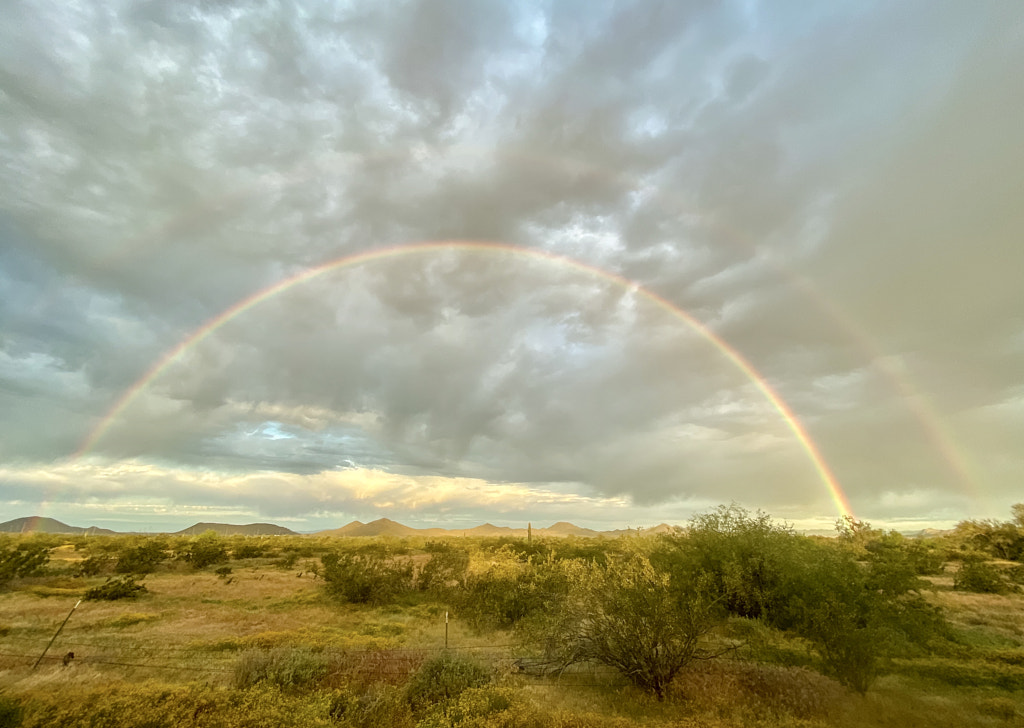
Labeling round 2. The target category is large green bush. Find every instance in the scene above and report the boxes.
[114,540,167,574]
[418,543,470,593]
[321,551,414,605]
[654,505,949,694]
[774,540,946,694]
[655,504,797,620]
[455,552,567,630]
[530,551,723,699]
[954,558,1014,594]
[405,653,490,715]
[178,532,228,569]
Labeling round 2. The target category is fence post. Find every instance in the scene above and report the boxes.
[445,611,449,650]
[33,599,81,670]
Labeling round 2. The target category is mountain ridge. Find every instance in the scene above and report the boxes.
[0,516,116,535]
[0,515,679,538]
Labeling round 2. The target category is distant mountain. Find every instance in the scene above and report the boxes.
[318,518,449,538]
[0,515,681,539]
[312,520,681,539]
[603,523,679,537]
[545,521,602,537]
[912,527,954,538]
[174,522,298,536]
[0,516,116,535]
[463,523,523,536]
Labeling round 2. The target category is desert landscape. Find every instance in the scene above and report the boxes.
[1,505,1022,727]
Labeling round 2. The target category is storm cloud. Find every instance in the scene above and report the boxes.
[1,0,1021,532]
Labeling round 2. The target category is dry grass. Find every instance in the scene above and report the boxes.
[672,659,846,720]
[932,588,1024,642]
[2,548,1024,727]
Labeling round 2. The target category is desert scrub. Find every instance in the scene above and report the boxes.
[75,554,112,577]
[233,646,329,689]
[84,575,147,600]
[954,559,1016,594]
[178,532,228,569]
[0,541,50,588]
[414,686,515,728]
[114,540,167,574]
[328,686,413,728]
[321,551,414,605]
[14,683,336,728]
[405,653,490,715]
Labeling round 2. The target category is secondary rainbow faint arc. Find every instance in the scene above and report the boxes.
[73,240,855,519]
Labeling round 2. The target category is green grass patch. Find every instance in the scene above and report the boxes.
[894,656,1024,690]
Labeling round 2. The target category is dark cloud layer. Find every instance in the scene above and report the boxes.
[1,0,1021,530]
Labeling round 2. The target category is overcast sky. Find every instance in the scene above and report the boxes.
[1,0,1021,533]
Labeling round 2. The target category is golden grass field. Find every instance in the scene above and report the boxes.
[1,538,1023,727]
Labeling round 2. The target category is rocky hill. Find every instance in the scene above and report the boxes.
[0,516,116,535]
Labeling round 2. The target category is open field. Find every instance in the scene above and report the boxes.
[1,529,1023,727]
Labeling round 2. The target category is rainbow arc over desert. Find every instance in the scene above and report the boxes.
[73,240,855,520]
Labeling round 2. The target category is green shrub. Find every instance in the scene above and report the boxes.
[321,552,413,605]
[329,686,413,728]
[655,504,797,620]
[528,552,722,700]
[405,653,489,714]
[954,559,1014,594]
[455,554,567,630]
[85,575,147,601]
[75,555,112,577]
[418,543,470,593]
[416,687,515,728]
[772,538,948,694]
[178,532,228,569]
[274,552,300,569]
[0,542,50,587]
[233,647,329,689]
[232,542,267,559]
[114,541,166,574]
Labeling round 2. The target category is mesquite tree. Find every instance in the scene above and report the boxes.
[533,552,722,699]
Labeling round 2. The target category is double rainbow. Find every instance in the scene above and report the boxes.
[74,240,855,519]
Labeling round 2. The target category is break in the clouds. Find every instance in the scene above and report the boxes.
[1,0,1022,532]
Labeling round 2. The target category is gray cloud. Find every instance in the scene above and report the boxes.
[1,0,1021,529]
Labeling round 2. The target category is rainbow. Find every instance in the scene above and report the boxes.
[95,144,977,504]
[74,240,855,519]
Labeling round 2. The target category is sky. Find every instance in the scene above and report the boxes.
[1,0,1022,534]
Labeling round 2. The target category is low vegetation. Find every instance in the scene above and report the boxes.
[0,505,1021,726]
[84,575,148,601]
